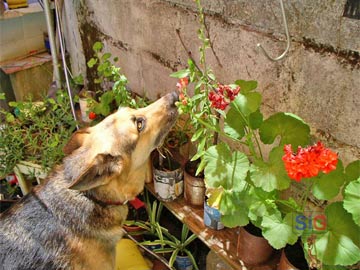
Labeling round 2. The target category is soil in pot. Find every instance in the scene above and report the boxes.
[278,240,309,270]
[184,160,205,207]
[153,153,183,202]
[237,223,274,266]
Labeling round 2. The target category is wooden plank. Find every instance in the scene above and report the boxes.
[146,182,280,270]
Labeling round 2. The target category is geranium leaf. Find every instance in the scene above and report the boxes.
[259,112,310,148]
[261,211,302,249]
[220,190,249,227]
[250,147,291,192]
[231,92,262,117]
[204,143,250,191]
[312,160,345,200]
[224,107,246,140]
[248,110,263,130]
[235,80,258,93]
[343,177,360,226]
[309,202,360,266]
[345,160,360,183]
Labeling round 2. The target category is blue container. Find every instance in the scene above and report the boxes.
[203,200,224,230]
[175,255,193,270]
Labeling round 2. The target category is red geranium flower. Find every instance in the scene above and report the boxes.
[208,84,240,110]
[282,142,338,182]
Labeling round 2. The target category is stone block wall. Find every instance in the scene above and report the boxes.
[63,0,360,163]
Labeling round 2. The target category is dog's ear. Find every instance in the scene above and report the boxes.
[63,128,91,155]
[68,154,124,191]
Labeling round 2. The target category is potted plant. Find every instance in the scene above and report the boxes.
[152,150,184,202]
[0,91,77,194]
[152,223,199,270]
[82,41,149,122]
[170,0,360,268]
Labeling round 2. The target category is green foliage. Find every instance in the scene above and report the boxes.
[170,1,360,268]
[85,41,148,119]
[0,91,77,176]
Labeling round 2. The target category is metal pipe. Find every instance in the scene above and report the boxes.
[257,0,291,61]
[55,0,79,129]
[43,0,61,88]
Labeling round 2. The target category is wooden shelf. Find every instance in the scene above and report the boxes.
[146,182,280,270]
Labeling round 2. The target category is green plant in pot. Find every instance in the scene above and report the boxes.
[152,224,199,270]
[82,41,149,121]
[0,91,77,179]
[152,148,184,202]
[170,1,360,268]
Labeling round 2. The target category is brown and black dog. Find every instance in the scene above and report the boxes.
[0,92,178,270]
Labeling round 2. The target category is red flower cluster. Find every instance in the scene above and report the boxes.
[208,84,240,110]
[282,142,338,182]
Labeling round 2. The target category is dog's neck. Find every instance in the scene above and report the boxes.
[84,192,128,207]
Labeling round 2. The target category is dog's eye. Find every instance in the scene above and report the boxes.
[136,117,145,132]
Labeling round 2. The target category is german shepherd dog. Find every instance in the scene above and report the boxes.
[0,92,179,270]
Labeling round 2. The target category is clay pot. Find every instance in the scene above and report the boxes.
[237,224,274,266]
[184,160,205,207]
[123,224,145,242]
[277,241,309,270]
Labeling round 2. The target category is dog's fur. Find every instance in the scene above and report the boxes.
[0,92,178,270]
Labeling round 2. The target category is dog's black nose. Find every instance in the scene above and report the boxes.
[169,91,179,105]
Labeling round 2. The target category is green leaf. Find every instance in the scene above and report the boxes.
[235,80,258,93]
[345,160,360,183]
[170,69,190,78]
[102,52,111,61]
[343,177,360,226]
[248,110,263,130]
[262,211,302,249]
[204,143,250,191]
[219,190,249,227]
[87,58,97,68]
[191,128,204,142]
[312,160,346,200]
[5,113,15,123]
[224,107,246,140]
[231,92,262,117]
[250,147,291,192]
[259,112,310,147]
[92,41,103,52]
[309,202,360,266]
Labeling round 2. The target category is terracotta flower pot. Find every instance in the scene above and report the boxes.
[184,160,205,207]
[237,224,274,266]
[277,240,309,270]
[123,224,145,242]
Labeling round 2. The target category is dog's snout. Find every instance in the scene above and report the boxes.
[166,91,179,107]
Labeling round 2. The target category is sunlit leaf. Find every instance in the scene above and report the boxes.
[343,177,360,226]
[204,143,249,191]
[262,211,302,249]
[308,202,360,266]
[312,160,345,200]
[259,112,310,147]
[250,147,291,191]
